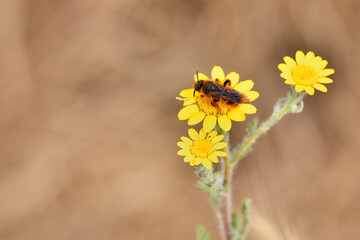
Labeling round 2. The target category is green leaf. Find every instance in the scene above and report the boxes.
[195,181,222,195]
[247,117,258,135]
[231,212,240,230]
[239,198,252,240]
[197,224,211,240]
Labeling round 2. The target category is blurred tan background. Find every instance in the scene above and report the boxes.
[0,0,359,239]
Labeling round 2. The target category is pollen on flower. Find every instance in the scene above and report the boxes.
[177,128,227,169]
[278,51,334,95]
[177,66,259,132]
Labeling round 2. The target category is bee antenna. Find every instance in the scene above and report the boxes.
[196,71,199,81]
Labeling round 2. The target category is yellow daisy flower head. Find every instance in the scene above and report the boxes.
[177,66,259,132]
[177,128,228,170]
[278,51,334,95]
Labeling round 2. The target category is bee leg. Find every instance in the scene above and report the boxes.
[223,79,231,87]
[211,98,220,107]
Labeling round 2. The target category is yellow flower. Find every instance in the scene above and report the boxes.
[177,66,259,132]
[278,51,334,95]
[177,128,228,169]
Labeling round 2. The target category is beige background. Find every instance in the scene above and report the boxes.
[0,0,359,239]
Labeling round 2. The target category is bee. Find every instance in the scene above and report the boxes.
[194,72,250,108]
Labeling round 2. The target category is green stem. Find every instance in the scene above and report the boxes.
[233,91,305,164]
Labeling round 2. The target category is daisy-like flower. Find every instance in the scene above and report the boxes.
[177,128,227,169]
[278,51,334,95]
[177,66,259,132]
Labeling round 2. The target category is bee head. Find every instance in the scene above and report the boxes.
[193,80,204,96]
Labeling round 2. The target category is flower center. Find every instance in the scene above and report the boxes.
[291,64,317,86]
[191,139,213,158]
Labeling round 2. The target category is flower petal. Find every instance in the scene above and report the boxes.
[280,72,291,79]
[318,69,335,77]
[295,85,305,92]
[234,80,254,92]
[278,63,291,73]
[314,60,328,71]
[199,128,206,139]
[304,51,315,65]
[190,158,196,166]
[206,131,218,140]
[218,115,232,131]
[317,77,333,83]
[239,104,257,114]
[203,115,217,133]
[214,151,227,157]
[284,56,297,68]
[180,136,193,145]
[178,105,199,120]
[211,66,225,80]
[225,72,240,86]
[183,98,196,106]
[208,154,219,163]
[228,108,245,121]
[304,86,315,95]
[244,91,259,101]
[295,51,305,64]
[188,111,206,125]
[313,83,327,92]
[213,142,227,150]
[177,149,190,156]
[194,72,209,82]
[211,135,224,144]
[285,78,295,84]
[184,154,195,162]
[177,141,189,149]
[188,128,198,140]
[195,158,202,165]
[202,158,212,169]
[180,89,194,98]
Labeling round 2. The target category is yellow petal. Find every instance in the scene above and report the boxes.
[239,104,257,114]
[227,108,245,121]
[177,141,188,149]
[203,115,217,133]
[284,56,297,68]
[285,78,295,84]
[295,85,305,92]
[208,154,219,163]
[244,91,259,101]
[180,136,193,145]
[317,77,333,83]
[213,142,227,150]
[314,60,328,71]
[234,80,254,92]
[206,131,217,140]
[199,128,206,139]
[295,51,305,64]
[278,63,291,73]
[180,89,194,98]
[318,69,335,77]
[195,158,202,165]
[177,149,190,156]
[214,151,227,157]
[304,51,315,65]
[188,111,206,125]
[280,72,291,79]
[184,155,195,162]
[188,128,198,140]
[211,135,224,144]
[183,98,196,106]
[218,115,232,131]
[211,66,225,80]
[190,158,196,166]
[304,86,315,95]
[194,72,209,82]
[225,72,240,86]
[202,158,212,169]
[178,105,199,120]
[313,83,327,92]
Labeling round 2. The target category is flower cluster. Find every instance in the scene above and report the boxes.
[177,53,333,169]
